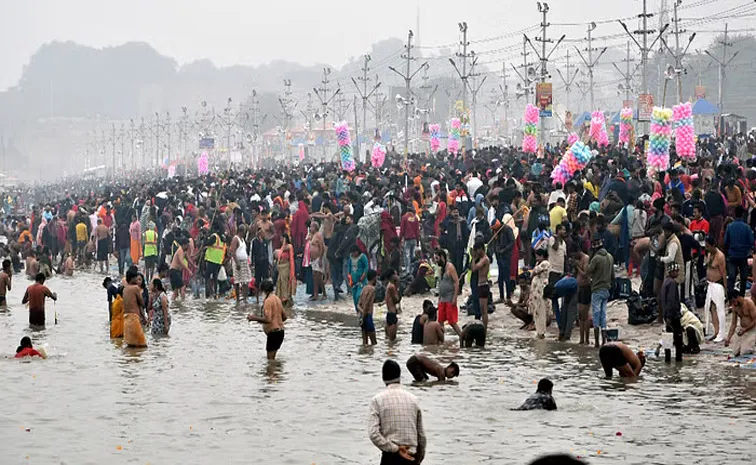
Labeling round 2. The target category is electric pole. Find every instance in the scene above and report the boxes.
[556,50,579,114]
[511,37,535,117]
[525,2,565,143]
[419,63,438,127]
[613,41,640,104]
[499,62,510,139]
[139,117,146,169]
[129,118,135,171]
[165,111,171,164]
[111,123,117,176]
[705,23,738,135]
[373,74,385,136]
[154,112,160,169]
[456,22,470,114]
[659,0,696,104]
[389,30,427,162]
[468,53,487,146]
[278,80,296,164]
[352,55,381,163]
[575,22,607,111]
[313,67,341,162]
[619,0,669,132]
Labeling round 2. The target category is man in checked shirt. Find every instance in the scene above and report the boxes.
[368,360,427,464]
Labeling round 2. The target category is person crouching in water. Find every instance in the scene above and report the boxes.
[599,342,646,378]
[514,378,556,410]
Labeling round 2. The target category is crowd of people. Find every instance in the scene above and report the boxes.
[4,130,756,463]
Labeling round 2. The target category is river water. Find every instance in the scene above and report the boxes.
[2,272,755,465]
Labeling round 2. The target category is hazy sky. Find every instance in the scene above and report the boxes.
[1,0,753,90]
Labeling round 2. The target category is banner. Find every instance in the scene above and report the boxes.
[565,111,573,131]
[536,82,553,117]
[695,86,706,100]
[638,94,654,121]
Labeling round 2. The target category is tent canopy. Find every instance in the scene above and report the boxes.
[692,99,718,115]
[574,111,591,127]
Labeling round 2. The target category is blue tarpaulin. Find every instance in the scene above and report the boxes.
[692,98,718,115]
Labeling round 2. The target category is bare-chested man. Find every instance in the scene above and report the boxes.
[309,221,326,300]
[570,247,592,344]
[169,239,190,300]
[704,237,727,342]
[0,259,12,307]
[62,254,75,276]
[422,317,445,345]
[122,267,147,347]
[405,354,459,382]
[471,241,491,329]
[25,252,39,278]
[726,294,756,357]
[383,269,401,341]
[95,218,110,274]
[599,342,646,379]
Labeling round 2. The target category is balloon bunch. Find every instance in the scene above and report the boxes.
[448,118,461,154]
[522,104,539,154]
[371,142,386,168]
[334,121,355,172]
[567,132,579,146]
[551,140,594,186]
[197,151,209,175]
[673,102,696,161]
[590,111,610,147]
[646,107,673,171]
[430,124,441,152]
[619,107,634,145]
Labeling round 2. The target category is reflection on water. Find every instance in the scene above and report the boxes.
[1,272,755,464]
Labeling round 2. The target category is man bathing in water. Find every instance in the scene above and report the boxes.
[726,293,756,357]
[0,259,12,307]
[95,218,110,274]
[357,270,378,346]
[22,273,57,327]
[460,320,486,347]
[599,342,646,379]
[406,354,459,382]
[471,240,491,328]
[514,378,557,411]
[122,267,147,348]
[169,238,190,300]
[383,269,401,342]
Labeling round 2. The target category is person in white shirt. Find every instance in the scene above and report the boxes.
[547,183,566,207]
[369,360,426,464]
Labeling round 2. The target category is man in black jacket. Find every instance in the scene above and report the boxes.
[333,215,359,298]
[494,217,515,304]
[440,205,469,278]
[704,179,726,247]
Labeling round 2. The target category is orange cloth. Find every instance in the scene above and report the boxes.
[110,295,124,338]
[123,313,146,347]
[130,238,141,265]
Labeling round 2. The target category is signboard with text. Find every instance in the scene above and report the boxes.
[638,94,654,121]
[536,82,553,117]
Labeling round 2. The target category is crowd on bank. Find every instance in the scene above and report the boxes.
[1,132,754,358]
